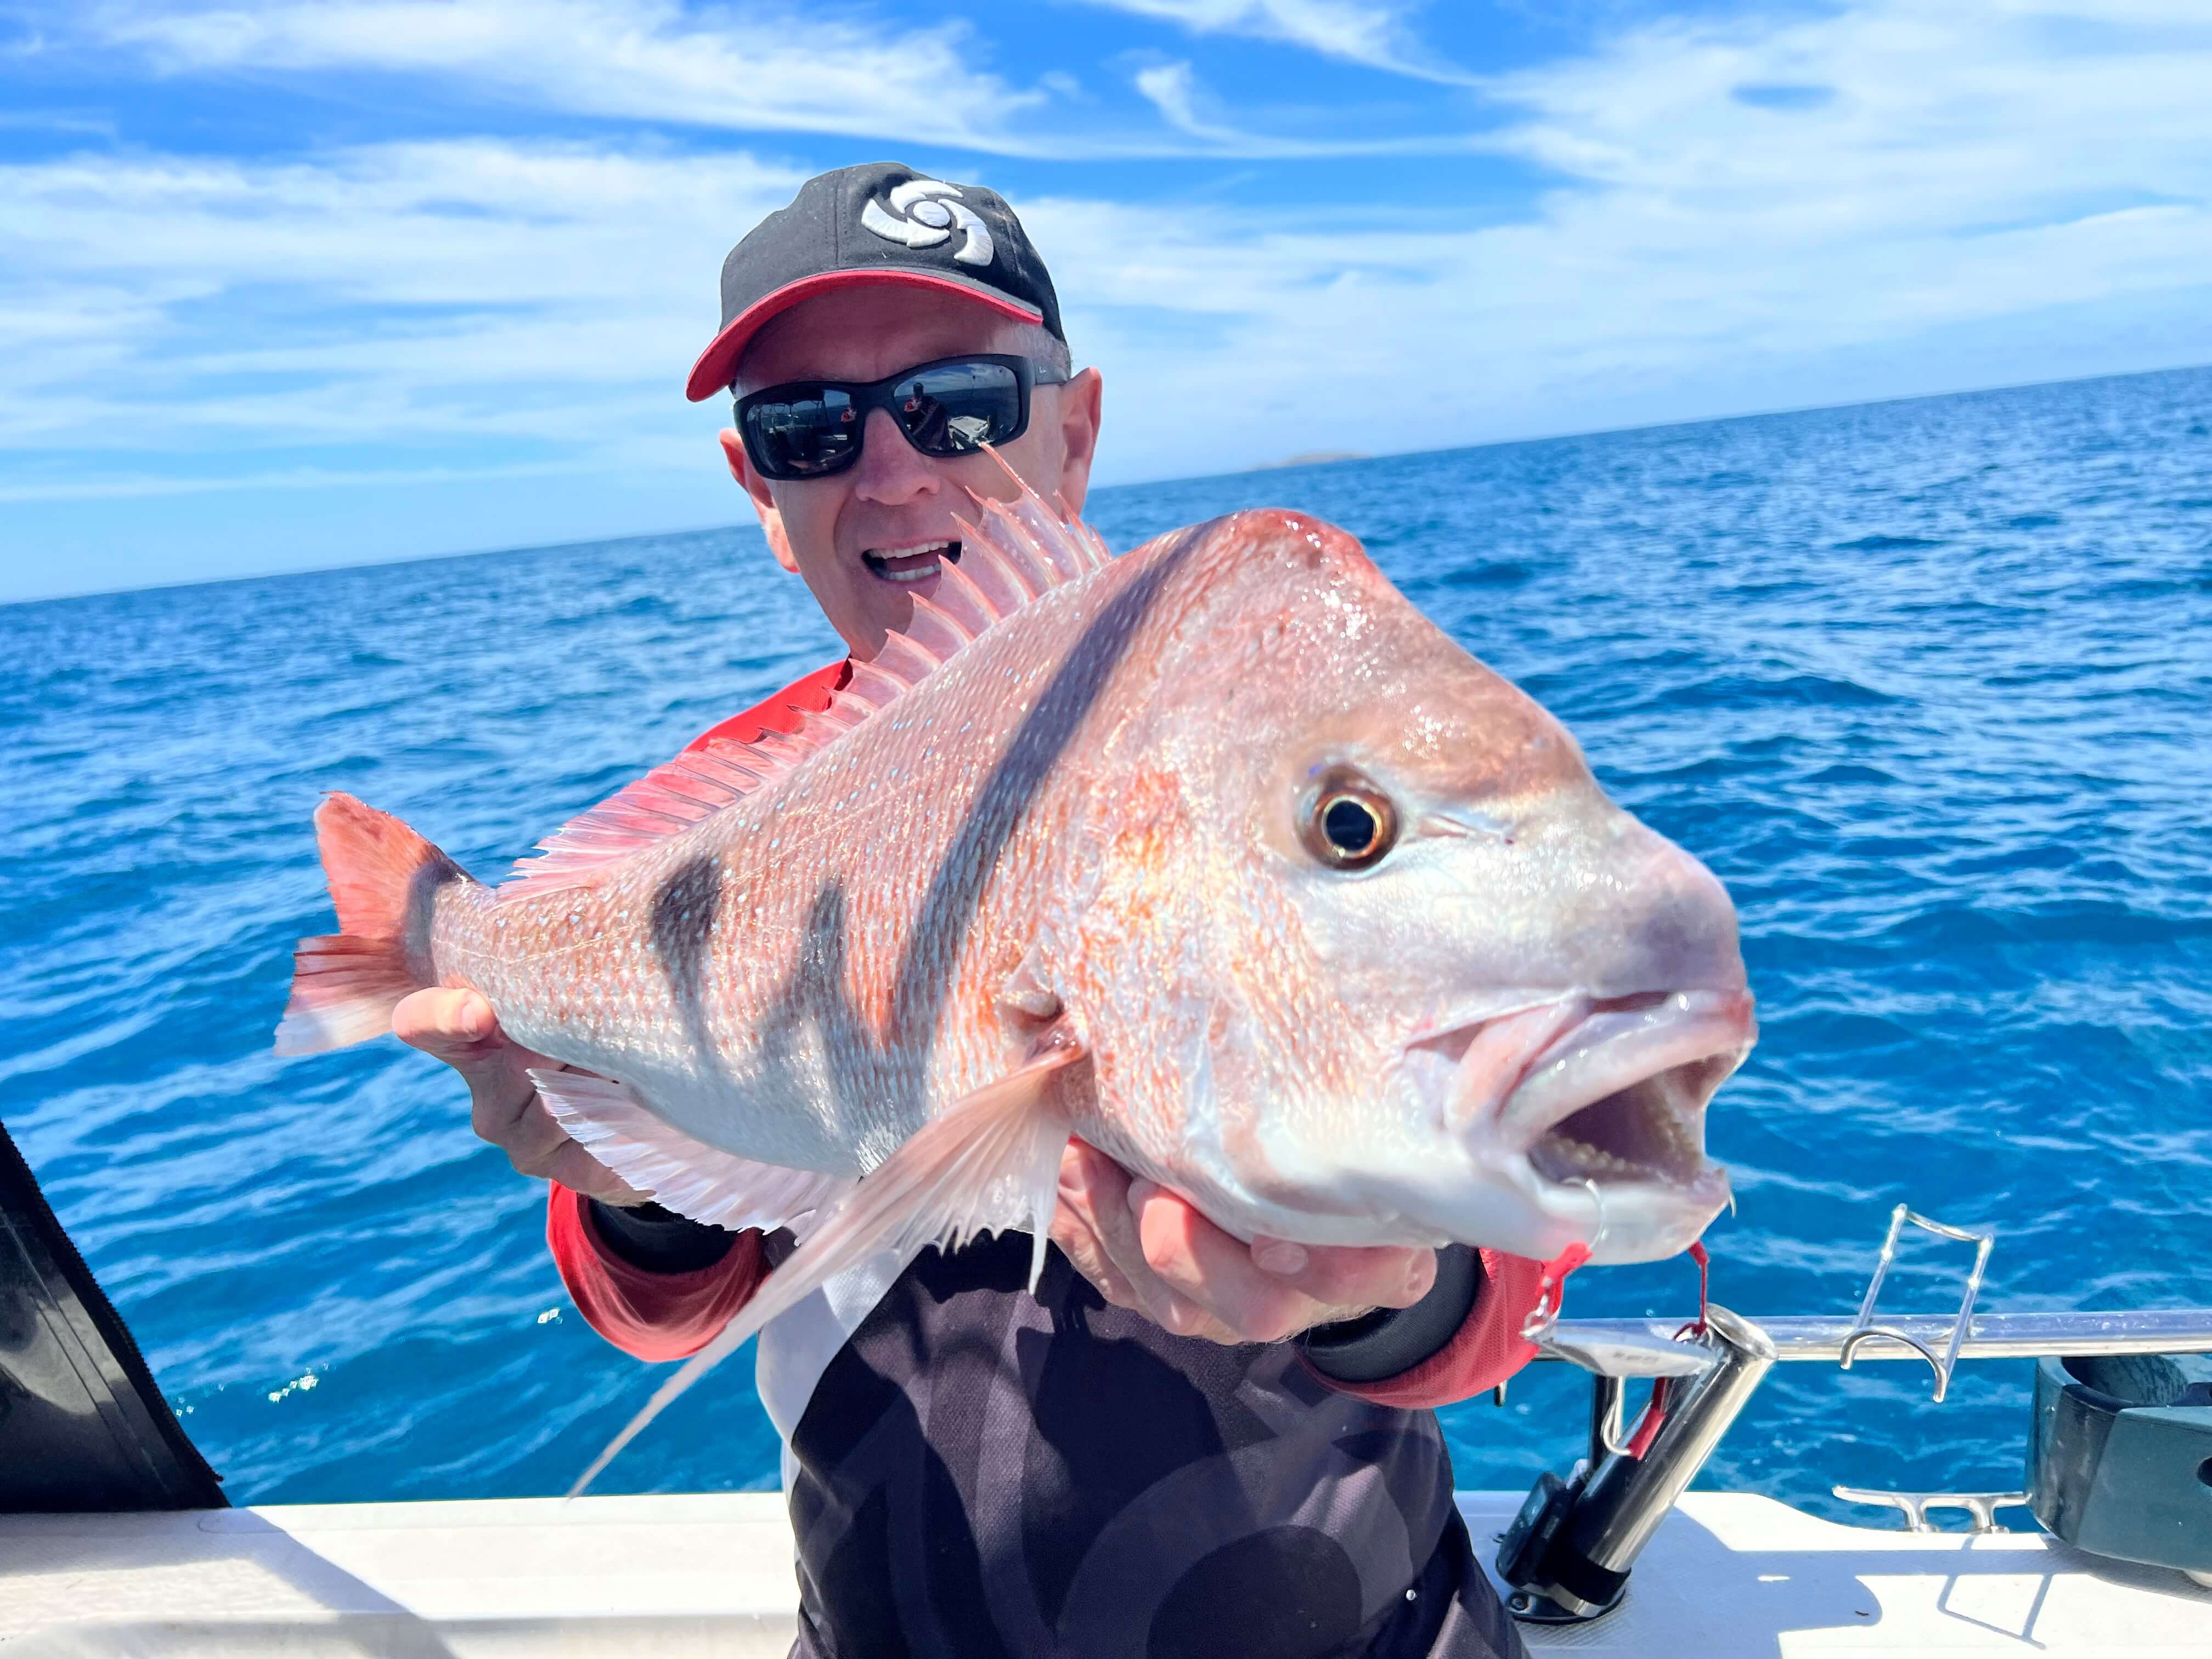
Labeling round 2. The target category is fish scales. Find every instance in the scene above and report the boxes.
[436,554,1146,1176]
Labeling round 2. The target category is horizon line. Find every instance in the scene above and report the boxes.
[8,358,2206,611]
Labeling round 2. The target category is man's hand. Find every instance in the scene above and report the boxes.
[1050,1139,1436,1345]
[392,989,645,1204]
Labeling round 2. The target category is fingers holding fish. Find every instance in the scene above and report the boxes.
[504,1091,650,1204]
[1050,1141,1144,1308]
[1128,1178,1429,1345]
[393,988,539,1150]
[1055,1139,1435,1345]
[1053,1142,1245,1343]
[1250,1233,1440,1314]
[392,988,644,1204]
[391,986,501,1063]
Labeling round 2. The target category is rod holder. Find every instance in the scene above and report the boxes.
[1837,1203,1993,1403]
[1497,1304,1776,1623]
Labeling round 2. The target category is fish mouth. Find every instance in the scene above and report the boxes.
[1404,987,1753,1254]
[1506,991,1752,1196]
[863,538,961,588]
[1526,1041,1739,1190]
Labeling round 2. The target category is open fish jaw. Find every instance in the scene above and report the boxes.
[1500,989,1753,1184]
[1529,1052,1736,1190]
[1359,988,1750,1261]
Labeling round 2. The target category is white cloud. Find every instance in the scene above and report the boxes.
[1482,1,2211,223]
[1129,58,1461,154]
[1132,61,1238,142]
[93,0,1048,153]
[1086,0,1472,83]
[82,0,1479,160]
[0,139,804,467]
[7,0,2211,541]
[1042,0,2212,472]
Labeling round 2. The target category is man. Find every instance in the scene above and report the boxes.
[395,162,1553,1657]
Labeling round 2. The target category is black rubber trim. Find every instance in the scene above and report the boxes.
[1544,1543,1629,1611]
[585,1198,742,1274]
[1300,1245,1480,1384]
[0,1114,225,1510]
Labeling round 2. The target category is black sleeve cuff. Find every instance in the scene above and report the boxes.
[584,1198,741,1275]
[1299,1245,1482,1384]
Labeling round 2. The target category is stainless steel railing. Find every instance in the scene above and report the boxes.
[1536,1307,2212,1370]
[1493,1201,2212,1625]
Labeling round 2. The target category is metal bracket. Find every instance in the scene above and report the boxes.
[1838,1203,1994,1403]
[1591,1375,1632,1459]
[1539,1326,1713,1380]
[1832,1486,2030,1534]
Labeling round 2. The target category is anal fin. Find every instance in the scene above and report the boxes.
[567,1043,1085,1497]
[532,1069,853,1237]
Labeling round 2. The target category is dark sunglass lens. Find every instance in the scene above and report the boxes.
[747,389,859,477]
[893,362,1022,456]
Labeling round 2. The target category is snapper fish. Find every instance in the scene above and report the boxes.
[276,479,1754,1492]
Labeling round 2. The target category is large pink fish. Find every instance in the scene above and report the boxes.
[278,483,1753,1489]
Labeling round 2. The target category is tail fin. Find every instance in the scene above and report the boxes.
[274,792,471,1056]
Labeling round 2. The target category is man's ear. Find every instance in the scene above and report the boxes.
[1053,368,1103,517]
[721,428,800,574]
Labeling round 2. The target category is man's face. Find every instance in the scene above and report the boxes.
[720,286,1104,661]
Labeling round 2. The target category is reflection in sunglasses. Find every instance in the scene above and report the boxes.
[737,354,1043,479]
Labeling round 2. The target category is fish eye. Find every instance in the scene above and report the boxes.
[1301,771,1398,871]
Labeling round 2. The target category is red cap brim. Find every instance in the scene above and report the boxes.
[685,269,1045,403]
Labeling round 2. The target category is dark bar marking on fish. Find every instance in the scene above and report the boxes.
[721,529,1205,1157]
[881,531,1203,1122]
[650,851,730,1085]
[400,854,464,983]
[750,881,896,1158]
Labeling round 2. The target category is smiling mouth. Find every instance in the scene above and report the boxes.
[863,539,961,587]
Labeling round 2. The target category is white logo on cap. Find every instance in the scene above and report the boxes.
[860,178,995,268]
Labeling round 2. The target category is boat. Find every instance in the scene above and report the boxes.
[5,1120,2208,1654]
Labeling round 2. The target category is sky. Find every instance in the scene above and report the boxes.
[3,0,2210,603]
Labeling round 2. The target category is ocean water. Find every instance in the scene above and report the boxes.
[4,366,2208,1521]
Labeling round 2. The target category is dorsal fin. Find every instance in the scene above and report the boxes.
[503,460,1113,898]
[501,735,806,892]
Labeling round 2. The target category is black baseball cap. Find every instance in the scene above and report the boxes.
[685,161,1066,403]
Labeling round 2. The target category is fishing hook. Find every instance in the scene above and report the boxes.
[1520,1180,1609,1345]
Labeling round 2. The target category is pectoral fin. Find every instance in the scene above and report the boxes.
[568,1041,1086,1498]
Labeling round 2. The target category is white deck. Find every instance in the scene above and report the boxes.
[2,1491,2205,1656]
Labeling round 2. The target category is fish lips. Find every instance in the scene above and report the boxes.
[1415,987,1754,1263]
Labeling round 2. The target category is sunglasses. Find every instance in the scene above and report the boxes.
[735,354,1067,482]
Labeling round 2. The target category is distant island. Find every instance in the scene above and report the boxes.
[1256,449,1369,470]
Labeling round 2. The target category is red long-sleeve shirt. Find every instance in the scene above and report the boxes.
[545,659,1556,1405]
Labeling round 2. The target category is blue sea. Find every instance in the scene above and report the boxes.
[5,366,2208,1521]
